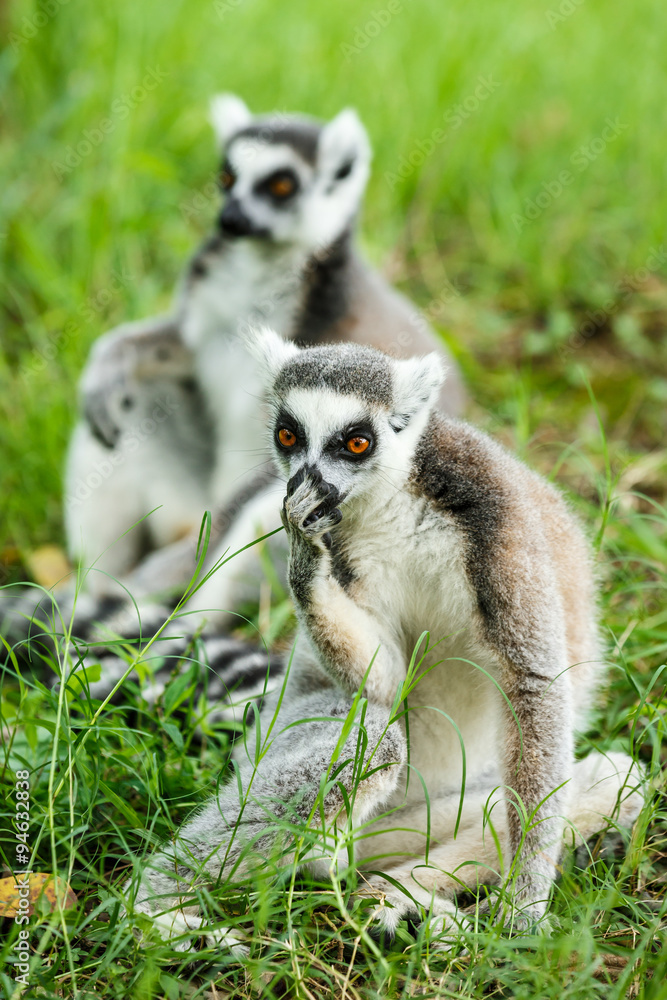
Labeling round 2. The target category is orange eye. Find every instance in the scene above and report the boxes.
[221,168,235,190]
[346,436,370,455]
[269,175,295,198]
[278,427,297,448]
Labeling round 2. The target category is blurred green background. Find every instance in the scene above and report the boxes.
[1,0,666,557]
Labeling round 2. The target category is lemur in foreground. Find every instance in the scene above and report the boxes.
[2,95,466,699]
[127,331,644,952]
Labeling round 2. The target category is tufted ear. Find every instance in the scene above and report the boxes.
[317,107,371,182]
[209,93,252,149]
[390,354,446,431]
[247,326,300,386]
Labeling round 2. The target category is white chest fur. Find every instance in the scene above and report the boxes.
[180,241,308,503]
[182,241,307,349]
[348,492,503,803]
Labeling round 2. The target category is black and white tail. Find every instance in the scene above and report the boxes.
[1,584,285,725]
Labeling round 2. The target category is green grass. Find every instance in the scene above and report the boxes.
[1,0,667,996]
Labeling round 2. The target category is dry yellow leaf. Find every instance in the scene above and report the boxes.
[24,546,73,589]
[0,873,77,917]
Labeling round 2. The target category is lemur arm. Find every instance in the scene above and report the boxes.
[499,652,573,923]
[478,555,574,924]
[80,315,195,447]
[281,467,407,708]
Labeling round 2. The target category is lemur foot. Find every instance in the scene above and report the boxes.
[150,911,250,960]
[464,887,553,937]
[361,881,469,954]
[281,464,343,551]
[501,874,552,935]
[501,904,554,937]
[204,924,250,959]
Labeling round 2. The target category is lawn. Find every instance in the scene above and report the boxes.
[1,0,666,996]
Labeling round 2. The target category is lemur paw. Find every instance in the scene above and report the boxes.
[421,911,471,954]
[282,464,343,551]
[501,903,554,937]
[362,883,469,954]
[149,911,249,960]
[501,875,552,934]
[204,924,250,959]
[469,883,553,936]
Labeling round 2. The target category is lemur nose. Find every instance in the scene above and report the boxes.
[218,198,254,238]
[286,462,323,498]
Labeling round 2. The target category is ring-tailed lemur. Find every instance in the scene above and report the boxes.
[2,95,466,704]
[127,330,644,951]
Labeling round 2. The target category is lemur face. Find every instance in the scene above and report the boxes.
[272,387,387,501]
[251,330,446,503]
[209,94,371,249]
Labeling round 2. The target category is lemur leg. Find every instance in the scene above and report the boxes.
[281,466,407,707]
[497,671,645,926]
[65,423,154,589]
[128,691,406,948]
[359,751,644,945]
[117,484,284,620]
[118,462,283,606]
[87,462,278,605]
[119,533,204,600]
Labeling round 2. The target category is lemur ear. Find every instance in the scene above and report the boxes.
[210,93,252,149]
[390,354,446,431]
[317,108,372,182]
[247,326,300,385]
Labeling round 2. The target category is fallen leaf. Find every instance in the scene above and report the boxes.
[24,545,73,589]
[0,873,77,917]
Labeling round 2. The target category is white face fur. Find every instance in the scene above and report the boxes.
[272,386,393,502]
[209,93,372,250]
[251,328,445,504]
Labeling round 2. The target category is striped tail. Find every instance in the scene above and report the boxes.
[1,583,285,726]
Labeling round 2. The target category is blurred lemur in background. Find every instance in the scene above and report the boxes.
[128,332,644,952]
[4,95,466,690]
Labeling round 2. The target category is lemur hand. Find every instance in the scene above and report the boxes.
[80,319,190,448]
[282,466,343,606]
[80,330,144,448]
[281,465,343,551]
